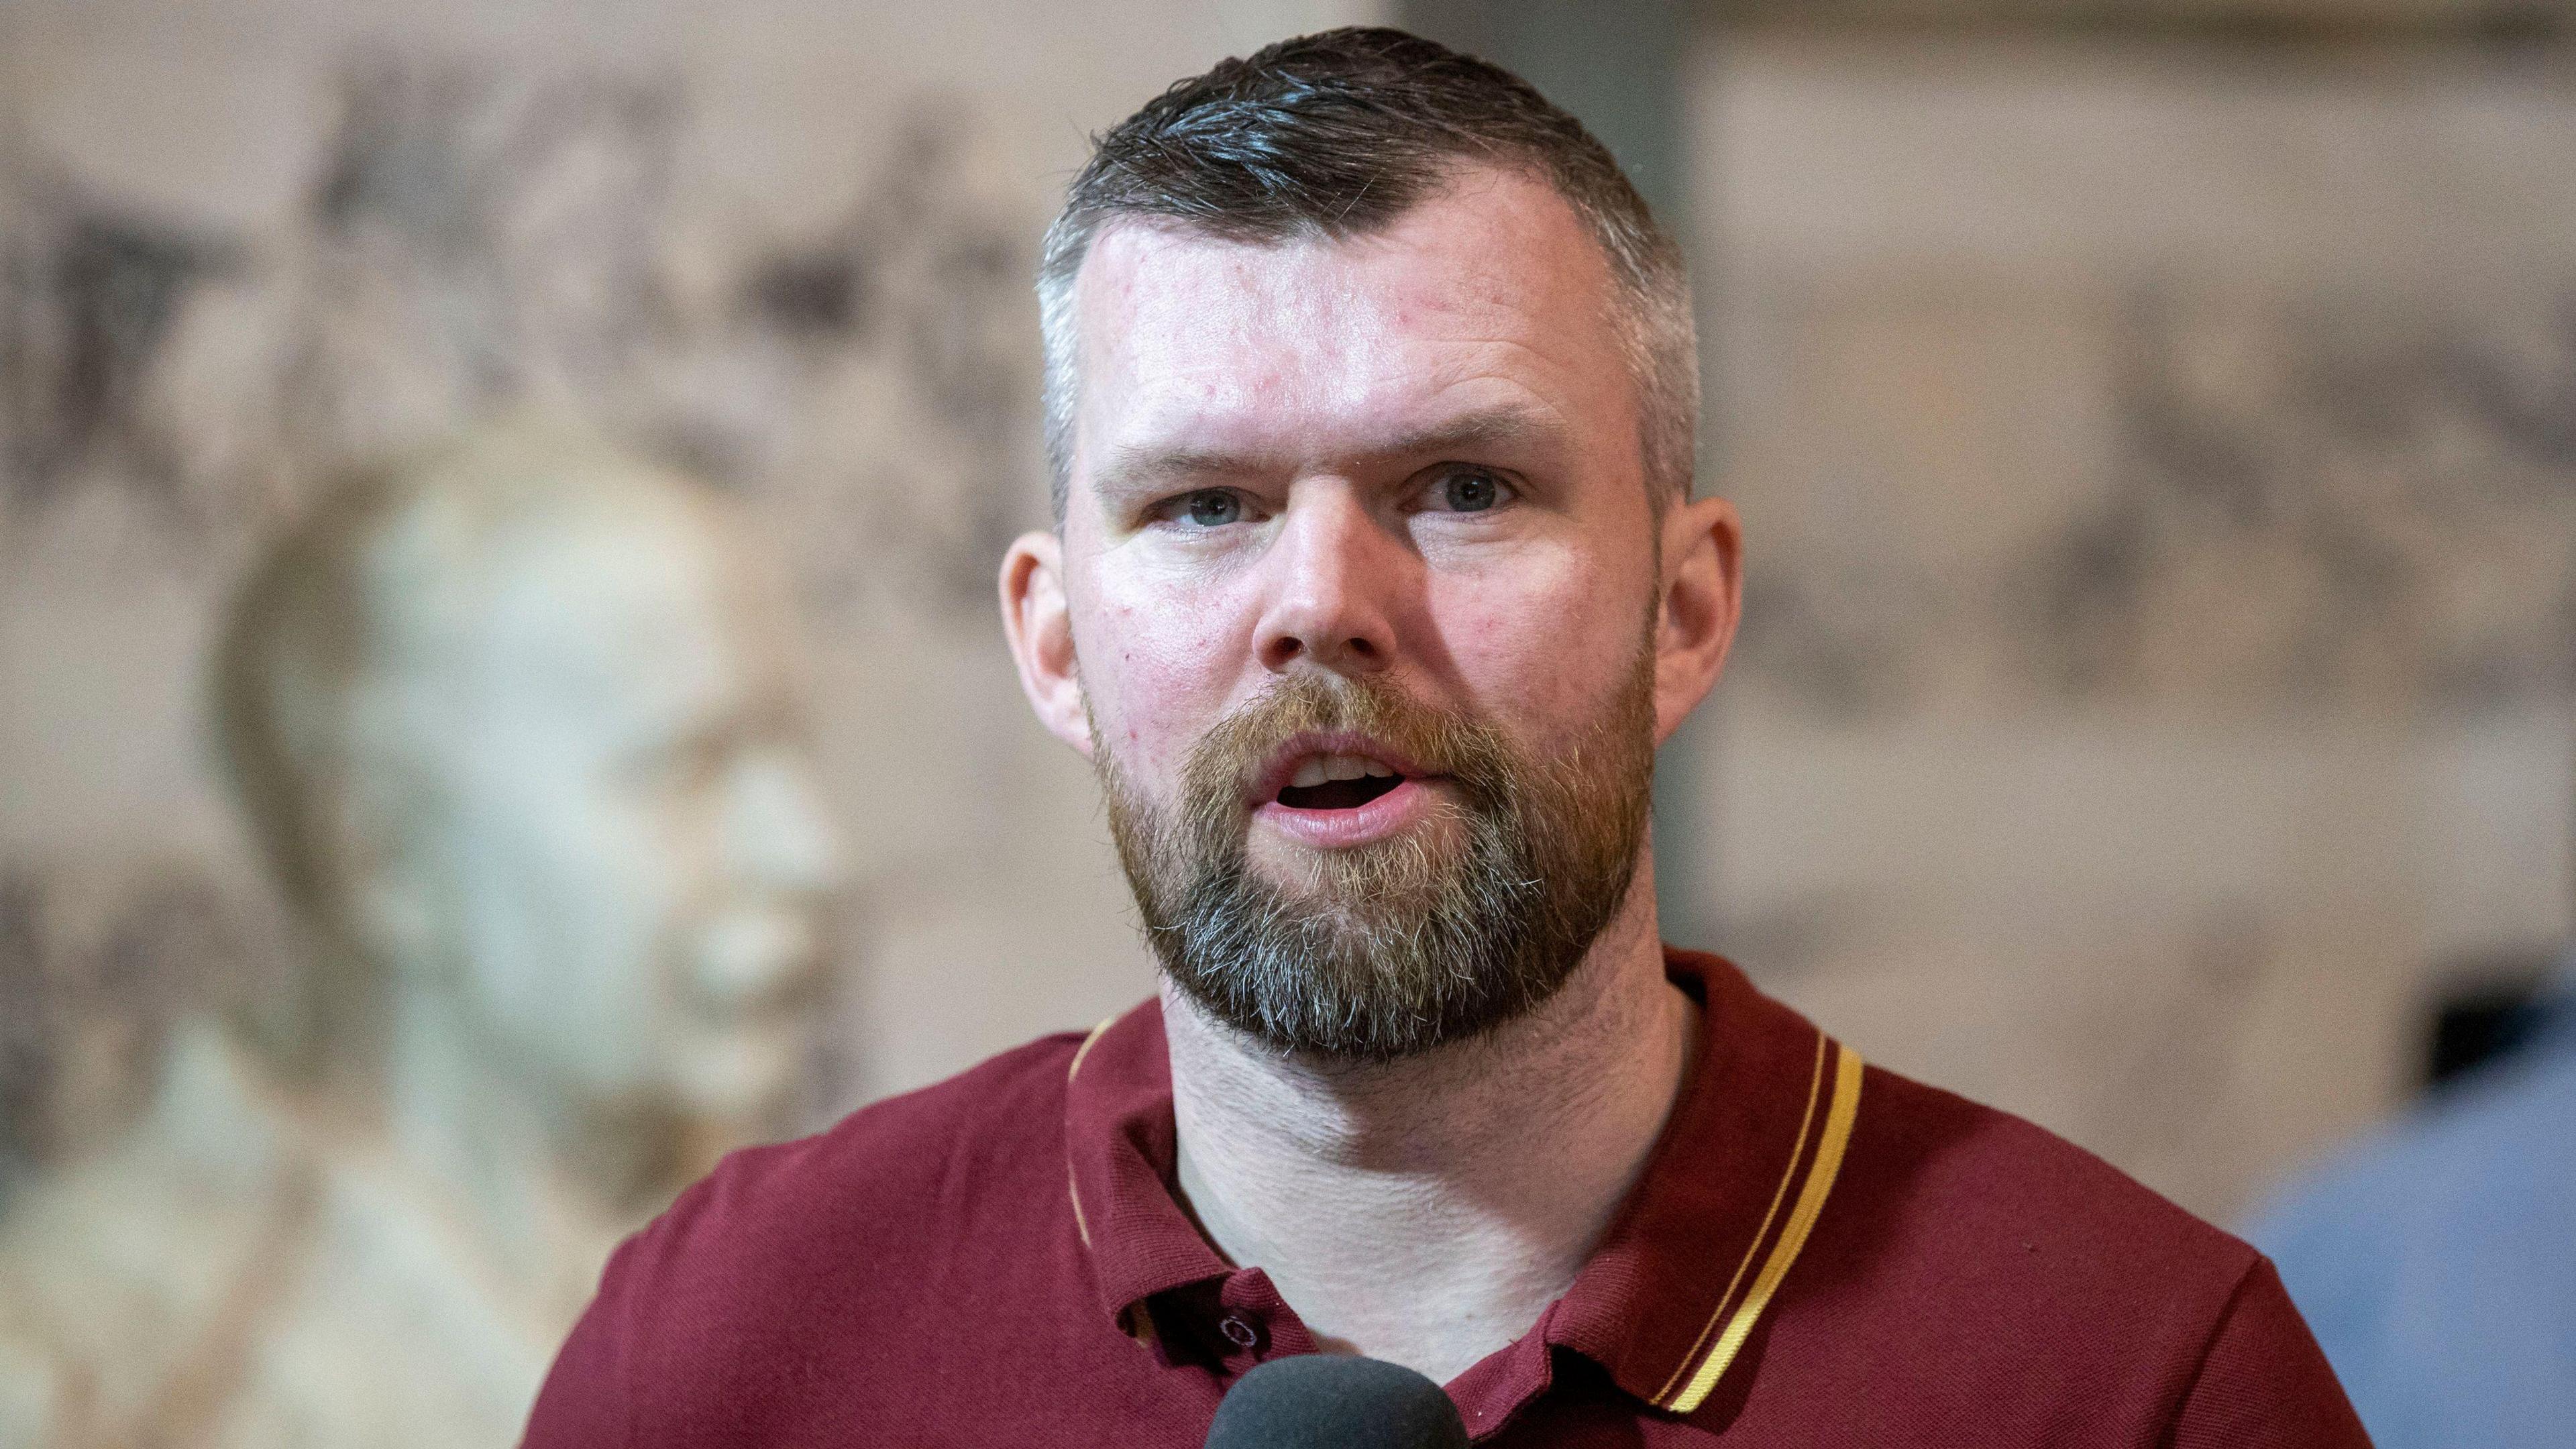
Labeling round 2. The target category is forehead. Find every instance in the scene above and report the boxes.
[1068,166,1633,480]
[380,496,781,744]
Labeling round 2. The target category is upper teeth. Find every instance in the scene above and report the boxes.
[1291,753,1398,788]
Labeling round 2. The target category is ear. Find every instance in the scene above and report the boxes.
[1000,530,1093,756]
[1651,494,1743,745]
[307,769,442,974]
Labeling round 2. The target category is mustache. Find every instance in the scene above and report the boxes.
[1096,653,1661,1062]
[1179,674,1516,821]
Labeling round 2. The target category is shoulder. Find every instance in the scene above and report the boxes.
[685,1030,1084,1228]
[1822,1063,2261,1323]
[1748,1053,2367,1441]
[1839,1062,2256,1287]
[0,1055,304,1440]
[1770,1060,2358,1438]
[627,1028,1089,1297]
[525,1030,1095,1445]
[1684,955,2273,1375]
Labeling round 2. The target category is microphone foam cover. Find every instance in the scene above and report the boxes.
[1203,1354,1470,1449]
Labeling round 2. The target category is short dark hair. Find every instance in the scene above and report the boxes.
[1038,25,1697,519]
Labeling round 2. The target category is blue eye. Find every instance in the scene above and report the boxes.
[1441,470,1503,513]
[1185,490,1241,527]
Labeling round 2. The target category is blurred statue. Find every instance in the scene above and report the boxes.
[0,415,843,1447]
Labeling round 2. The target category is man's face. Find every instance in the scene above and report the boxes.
[1006,166,1741,1058]
[373,497,840,1140]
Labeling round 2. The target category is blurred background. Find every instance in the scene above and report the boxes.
[1,0,2570,1438]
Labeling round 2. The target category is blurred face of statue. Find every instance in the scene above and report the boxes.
[1006,168,1731,1061]
[367,487,839,1130]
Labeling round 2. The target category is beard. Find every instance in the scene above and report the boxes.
[1097,646,1657,1063]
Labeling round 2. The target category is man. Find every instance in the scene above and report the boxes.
[526,31,2365,1445]
[0,417,841,1448]
[2248,958,2576,1447]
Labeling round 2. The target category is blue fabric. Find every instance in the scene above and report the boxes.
[2246,971,2576,1449]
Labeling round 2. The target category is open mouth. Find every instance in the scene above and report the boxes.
[1273,751,1406,811]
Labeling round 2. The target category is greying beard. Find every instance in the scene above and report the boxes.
[1099,653,1656,1063]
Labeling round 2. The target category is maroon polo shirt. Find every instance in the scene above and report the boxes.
[525,950,2365,1446]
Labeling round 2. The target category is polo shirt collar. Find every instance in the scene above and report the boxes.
[1060,996,1233,1335]
[1061,949,1864,1419]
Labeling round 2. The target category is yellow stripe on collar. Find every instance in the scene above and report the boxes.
[1662,1040,1865,1415]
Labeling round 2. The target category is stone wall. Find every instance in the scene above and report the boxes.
[1686,31,2576,1219]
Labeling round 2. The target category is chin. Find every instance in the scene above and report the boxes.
[668,1020,809,1124]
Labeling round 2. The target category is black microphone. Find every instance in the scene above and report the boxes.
[1203,1354,1470,1448]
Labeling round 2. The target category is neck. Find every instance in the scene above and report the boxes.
[382,987,631,1326]
[1166,857,1697,1385]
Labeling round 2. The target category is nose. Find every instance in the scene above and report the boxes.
[1252,482,1401,678]
[694,748,841,1007]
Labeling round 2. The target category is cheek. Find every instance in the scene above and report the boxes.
[1427,549,1640,734]
[1074,570,1248,779]
[482,777,683,1055]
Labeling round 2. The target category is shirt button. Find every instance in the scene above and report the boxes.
[1218,1315,1261,1350]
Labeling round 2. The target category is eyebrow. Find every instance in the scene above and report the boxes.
[1383,405,1570,461]
[1093,404,1570,500]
